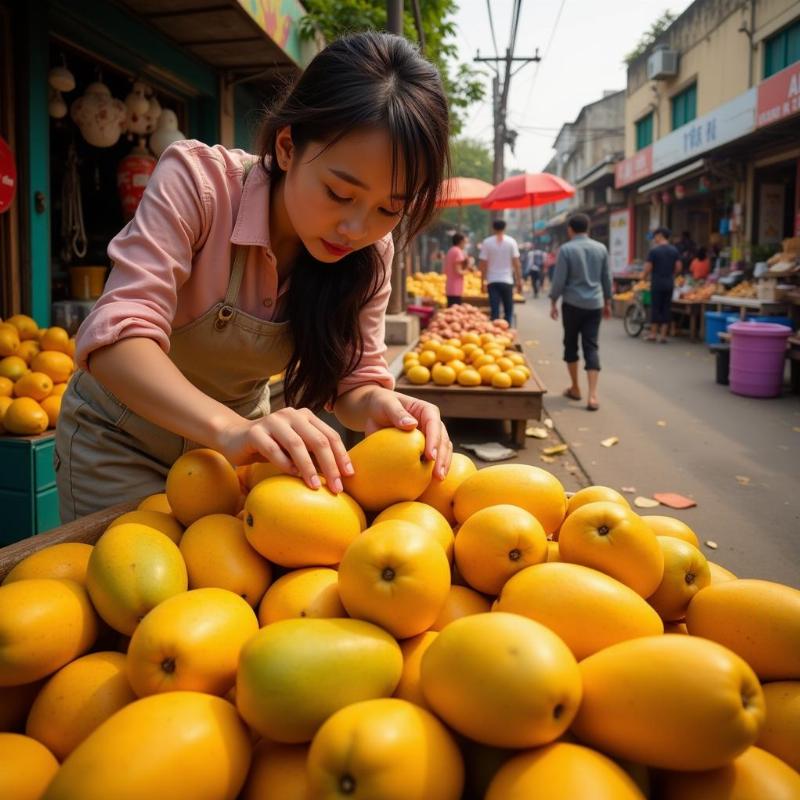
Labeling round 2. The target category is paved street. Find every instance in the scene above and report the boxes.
[508,294,800,588]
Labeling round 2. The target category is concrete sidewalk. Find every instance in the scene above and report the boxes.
[511,294,799,588]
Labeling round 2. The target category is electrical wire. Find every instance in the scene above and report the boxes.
[521,0,569,113]
[486,0,500,58]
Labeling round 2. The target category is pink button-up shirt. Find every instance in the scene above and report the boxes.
[76,139,395,399]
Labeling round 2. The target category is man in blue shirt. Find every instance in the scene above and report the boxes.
[643,227,682,343]
[549,213,612,411]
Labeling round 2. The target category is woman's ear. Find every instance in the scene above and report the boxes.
[275,125,294,171]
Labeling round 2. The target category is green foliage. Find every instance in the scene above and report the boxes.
[624,10,677,65]
[438,137,493,239]
[298,0,485,136]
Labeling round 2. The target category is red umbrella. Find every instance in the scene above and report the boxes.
[437,176,495,208]
[480,172,575,210]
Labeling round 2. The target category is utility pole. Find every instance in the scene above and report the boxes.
[386,0,405,315]
[475,45,541,214]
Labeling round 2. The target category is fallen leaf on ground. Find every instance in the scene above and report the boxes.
[461,442,517,462]
[653,492,697,509]
[634,496,660,508]
[537,359,550,365]
[542,444,568,456]
[525,426,548,439]
[578,427,589,432]
[600,436,619,448]
[621,486,636,493]
[540,455,556,464]
[544,418,554,429]
[735,475,751,486]
[656,420,667,427]
[705,540,718,550]
[570,442,582,447]
[524,339,539,346]
[565,464,578,473]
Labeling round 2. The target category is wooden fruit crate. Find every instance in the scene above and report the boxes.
[0,500,137,581]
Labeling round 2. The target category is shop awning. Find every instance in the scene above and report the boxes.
[637,159,707,195]
[576,157,620,189]
[117,0,319,74]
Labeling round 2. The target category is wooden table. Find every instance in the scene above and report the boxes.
[670,299,706,341]
[708,295,789,319]
[395,372,547,448]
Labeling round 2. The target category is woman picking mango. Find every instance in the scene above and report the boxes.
[56,32,452,520]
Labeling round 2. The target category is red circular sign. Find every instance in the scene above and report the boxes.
[0,135,16,214]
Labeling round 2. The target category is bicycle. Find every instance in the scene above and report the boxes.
[623,288,651,337]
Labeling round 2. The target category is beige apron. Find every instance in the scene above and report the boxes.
[56,237,294,522]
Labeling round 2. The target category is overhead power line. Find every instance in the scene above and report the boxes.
[486,0,500,60]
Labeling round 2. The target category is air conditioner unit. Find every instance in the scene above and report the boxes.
[647,48,678,81]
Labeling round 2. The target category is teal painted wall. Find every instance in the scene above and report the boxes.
[25,0,51,327]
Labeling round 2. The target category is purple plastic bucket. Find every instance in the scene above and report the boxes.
[729,321,792,398]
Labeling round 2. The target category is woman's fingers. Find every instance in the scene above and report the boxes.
[305,413,354,479]
[247,425,297,475]
[434,421,452,480]
[291,414,345,493]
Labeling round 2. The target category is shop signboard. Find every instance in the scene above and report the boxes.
[615,147,653,189]
[609,208,632,272]
[652,89,756,172]
[757,61,800,128]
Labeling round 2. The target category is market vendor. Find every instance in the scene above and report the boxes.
[55,32,452,521]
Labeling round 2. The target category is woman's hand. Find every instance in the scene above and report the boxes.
[362,388,452,481]
[215,407,353,493]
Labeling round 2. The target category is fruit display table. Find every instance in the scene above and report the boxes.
[0,499,137,580]
[395,370,547,448]
[670,299,706,342]
[708,295,789,320]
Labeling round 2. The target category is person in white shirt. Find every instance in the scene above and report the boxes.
[478,219,522,324]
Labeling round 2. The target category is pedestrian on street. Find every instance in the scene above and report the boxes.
[530,246,546,297]
[444,232,471,306]
[54,31,453,521]
[643,226,682,343]
[549,213,612,411]
[478,219,522,325]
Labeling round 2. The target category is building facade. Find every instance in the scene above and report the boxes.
[615,0,800,266]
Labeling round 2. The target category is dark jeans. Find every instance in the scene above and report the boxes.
[526,270,542,297]
[562,302,602,371]
[488,282,514,325]
[650,288,673,324]
[446,295,462,307]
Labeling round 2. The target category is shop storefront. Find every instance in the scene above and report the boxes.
[1,0,317,328]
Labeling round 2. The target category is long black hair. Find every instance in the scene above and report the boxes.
[257,31,450,410]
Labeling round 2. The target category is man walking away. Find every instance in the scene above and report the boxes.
[479,220,522,325]
[444,232,471,306]
[643,227,682,343]
[549,213,612,411]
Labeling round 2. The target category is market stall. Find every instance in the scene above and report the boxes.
[397,305,546,447]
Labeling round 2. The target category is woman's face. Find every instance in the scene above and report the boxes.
[277,126,407,262]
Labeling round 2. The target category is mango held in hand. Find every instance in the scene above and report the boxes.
[685,579,800,681]
[571,635,765,771]
[236,618,403,743]
[244,476,364,568]
[341,428,434,512]
[41,692,252,800]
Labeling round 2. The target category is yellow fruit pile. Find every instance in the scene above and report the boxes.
[406,271,524,307]
[404,334,531,389]
[0,316,76,436]
[1,433,800,799]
